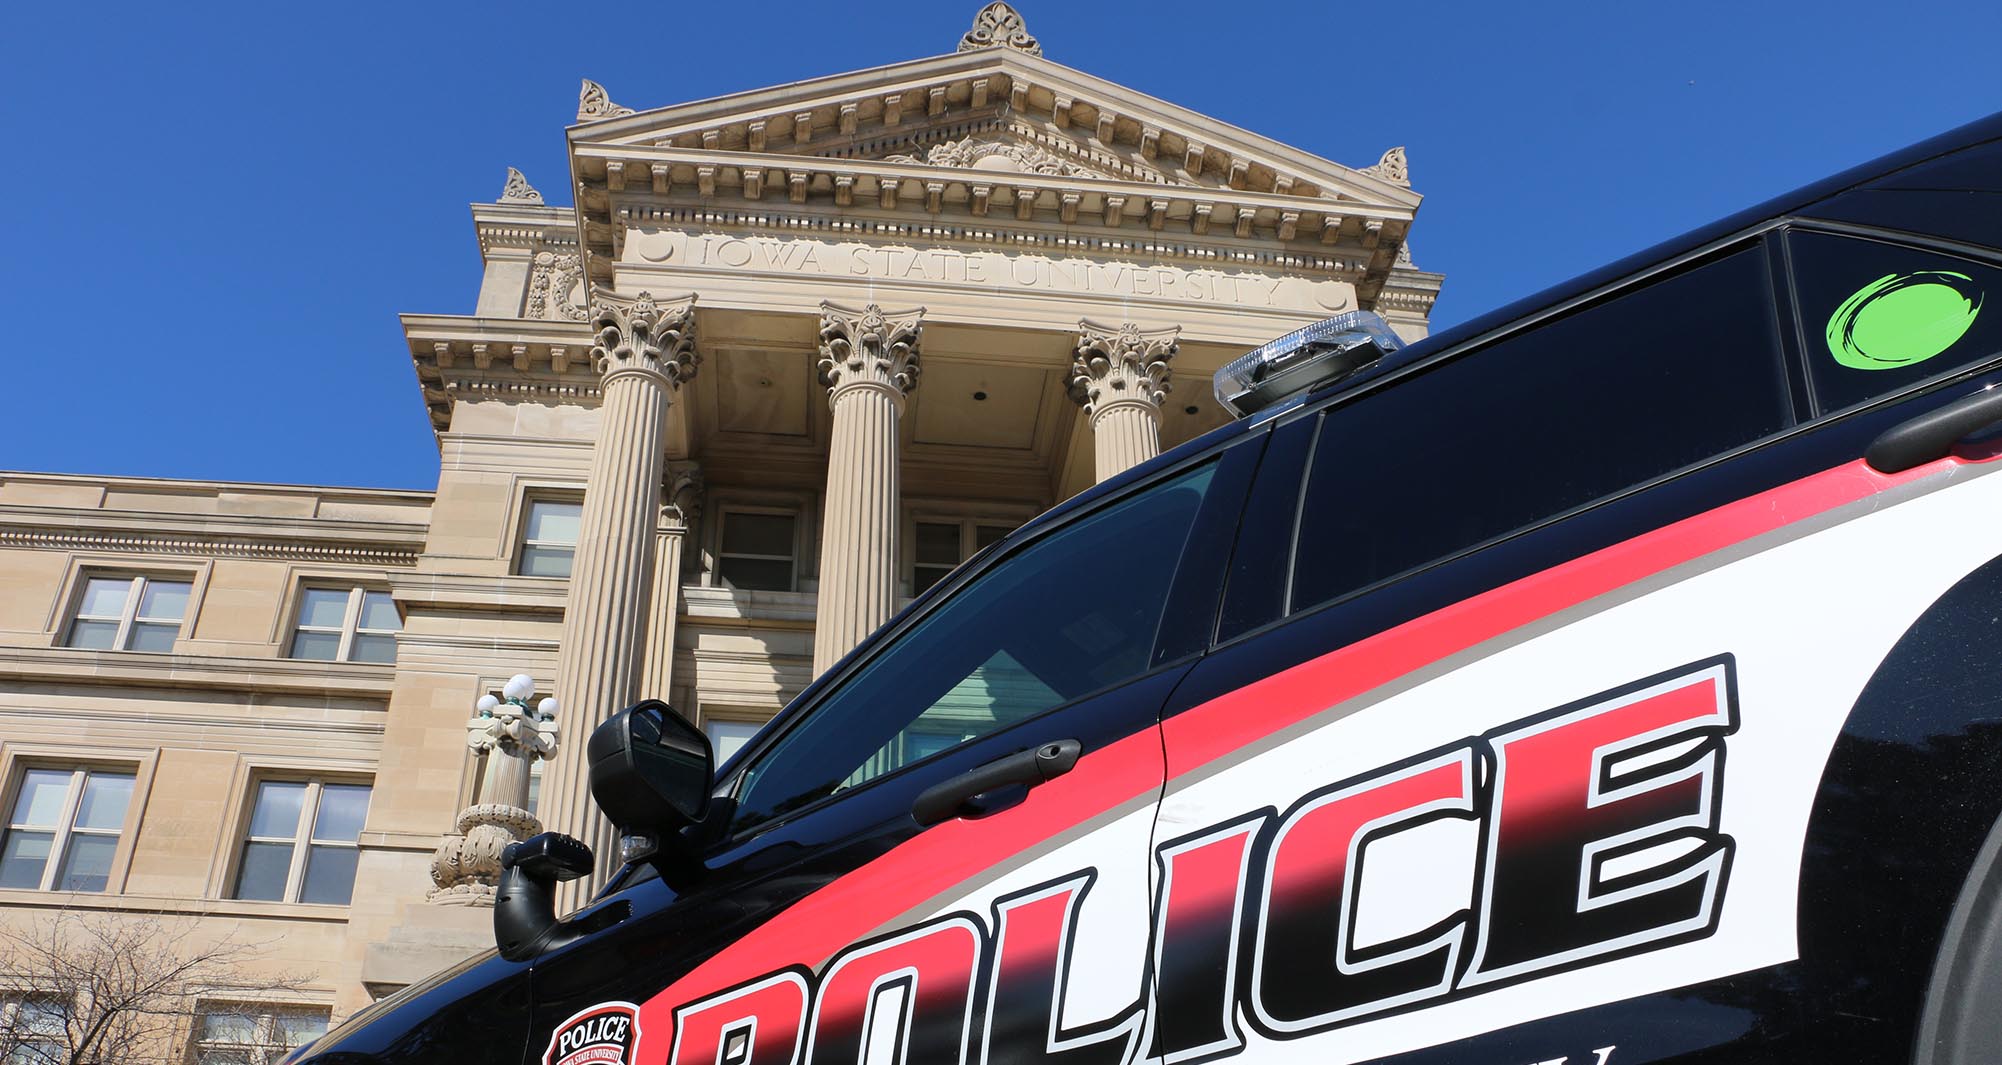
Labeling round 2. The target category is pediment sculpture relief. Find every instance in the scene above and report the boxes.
[883,135,1091,178]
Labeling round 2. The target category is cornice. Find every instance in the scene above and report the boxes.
[1377,268,1446,316]
[472,201,582,261]
[0,470,432,502]
[572,143,1411,299]
[611,201,1368,279]
[402,315,601,434]
[575,142,1411,231]
[0,508,426,567]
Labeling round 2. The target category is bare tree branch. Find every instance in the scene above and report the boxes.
[0,907,311,1065]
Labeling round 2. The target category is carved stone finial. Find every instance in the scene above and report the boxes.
[959,2,1042,56]
[818,303,925,402]
[498,167,544,205]
[1070,320,1180,418]
[588,288,699,386]
[1395,241,1415,268]
[577,78,636,122]
[1361,146,1409,186]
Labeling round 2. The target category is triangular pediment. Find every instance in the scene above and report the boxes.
[567,45,1416,209]
[562,7,1427,308]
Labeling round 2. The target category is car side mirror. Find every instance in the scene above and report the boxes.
[494,832,593,961]
[588,700,713,863]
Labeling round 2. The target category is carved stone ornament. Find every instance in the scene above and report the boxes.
[1361,145,1410,186]
[499,167,545,205]
[589,288,700,385]
[884,134,1085,177]
[1071,320,1180,417]
[662,461,705,530]
[577,78,636,121]
[430,693,560,906]
[526,251,588,322]
[958,1,1041,56]
[1396,241,1415,268]
[818,302,925,400]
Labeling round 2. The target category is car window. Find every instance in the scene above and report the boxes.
[1788,229,2002,416]
[732,462,1219,833]
[1290,244,1791,616]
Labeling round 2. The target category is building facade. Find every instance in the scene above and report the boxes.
[0,6,1439,1057]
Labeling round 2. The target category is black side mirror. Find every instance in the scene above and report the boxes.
[588,700,713,862]
[494,832,593,961]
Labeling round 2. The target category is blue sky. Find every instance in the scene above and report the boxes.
[1,1,1996,490]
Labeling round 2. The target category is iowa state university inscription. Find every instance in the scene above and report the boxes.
[625,228,1354,313]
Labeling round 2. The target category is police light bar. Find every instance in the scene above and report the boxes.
[1213,310,1405,418]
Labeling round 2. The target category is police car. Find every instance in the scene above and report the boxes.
[290,112,2002,1065]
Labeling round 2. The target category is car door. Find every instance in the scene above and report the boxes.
[1145,228,2002,1065]
[524,436,1262,1065]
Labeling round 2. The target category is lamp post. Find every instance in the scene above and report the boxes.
[429,674,560,905]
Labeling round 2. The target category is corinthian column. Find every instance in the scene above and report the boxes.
[812,302,924,676]
[541,289,698,901]
[639,462,702,702]
[1071,320,1180,481]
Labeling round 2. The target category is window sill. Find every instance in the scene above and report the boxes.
[0,646,395,696]
[682,586,817,623]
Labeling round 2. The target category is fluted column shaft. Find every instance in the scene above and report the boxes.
[541,291,697,906]
[638,503,690,703]
[1071,319,1181,483]
[1090,400,1163,481]
[812,303,924,676]
[814,382,904,674]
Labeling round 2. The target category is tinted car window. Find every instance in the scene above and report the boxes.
[1290,245,1789,616]
[1788,229,2002,416]
[733,462,1219,832]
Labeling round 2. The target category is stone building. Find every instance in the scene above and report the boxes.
[0,5,1439,1058]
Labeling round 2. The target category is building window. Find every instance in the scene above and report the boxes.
[912,519,1013,596]
[517,496,583,578]
[704,719,766,765]
[0,767,135,893]
[716,510,797,592]
[231,780,371,906]
[1,995,67,1063]
[287,588,399,664]
[189,1004,329,1065]
[64,575,191,652]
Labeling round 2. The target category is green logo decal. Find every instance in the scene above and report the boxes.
[1825,270,1983,371]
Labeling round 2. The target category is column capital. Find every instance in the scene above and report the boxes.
[818,302,925,404]
[589,288,699,387]
[660,461,704,533]
[1070,319,1180,420]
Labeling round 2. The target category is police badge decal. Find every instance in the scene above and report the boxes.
[544,1002,641,1065]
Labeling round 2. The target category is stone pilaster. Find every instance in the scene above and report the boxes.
[812,302,923,676]
[639,463,702,704]
[1070,320,1180,481]
[540,289,698,903]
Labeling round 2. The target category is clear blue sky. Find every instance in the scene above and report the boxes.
[2,1,1996,490]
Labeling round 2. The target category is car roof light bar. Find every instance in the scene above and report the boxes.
[1214,310,1406,419]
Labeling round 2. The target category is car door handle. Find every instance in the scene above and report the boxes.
[1866,384,2002,473]
[912,739,1082,827]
